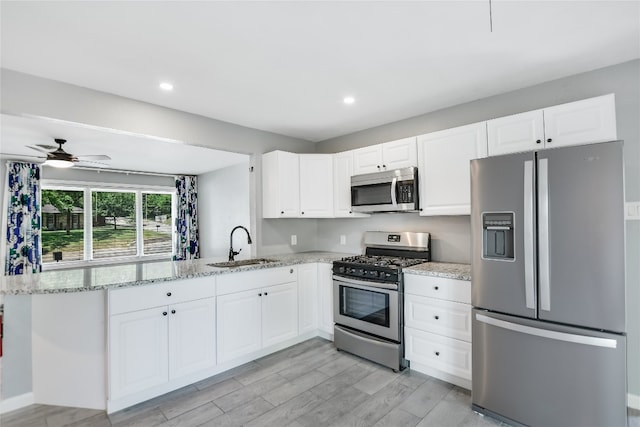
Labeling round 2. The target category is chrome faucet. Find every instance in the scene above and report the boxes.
[229,225,252,261]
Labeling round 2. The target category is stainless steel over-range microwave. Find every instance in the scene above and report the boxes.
[350,167,419,213]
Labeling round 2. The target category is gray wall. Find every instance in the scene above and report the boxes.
[2,295,32,399]
[316,59,640,398]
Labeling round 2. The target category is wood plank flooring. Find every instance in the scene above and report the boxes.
[2,337,639,427]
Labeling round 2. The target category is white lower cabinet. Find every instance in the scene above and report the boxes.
[298,263,319,335]
[216,267,299,364]
[108,277,216,407]
[404,273,472,389]
[317,263,334,336]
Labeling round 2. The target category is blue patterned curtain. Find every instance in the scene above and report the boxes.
[174,175,199,260]
[4,162,42,274]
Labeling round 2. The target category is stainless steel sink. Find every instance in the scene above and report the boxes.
[207,258,278,268]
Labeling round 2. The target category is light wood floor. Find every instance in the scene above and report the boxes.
[2,337,639,427]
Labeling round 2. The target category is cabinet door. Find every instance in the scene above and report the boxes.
[543,94,617,149]
[487,110,544,156]
[262,282,298,347]
[333,152,368,218]
[262,151,300,218]
[109,308,169,398]
[168,298,216,379]
[298,263,318,335]
[317,263,334,335]
[352,145,383,175]
[299,154,334,217]
[381,137,417,170]
[418,123,487,216]
[217,290,261,363]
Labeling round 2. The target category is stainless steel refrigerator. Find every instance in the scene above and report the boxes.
[470,141,627,427]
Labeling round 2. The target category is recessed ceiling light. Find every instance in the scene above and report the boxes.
[159,82,174,91]
[343,96,355,105]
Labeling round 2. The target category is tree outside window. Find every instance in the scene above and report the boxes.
[41,189,84,263]
[92,191,136,259]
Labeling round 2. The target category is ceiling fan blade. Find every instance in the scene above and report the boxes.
[76,154,111,161]
[75,160,109,167]
[27,145,54,154]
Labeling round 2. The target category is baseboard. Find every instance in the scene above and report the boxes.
[629,393,640,411]
[0,392,35,414]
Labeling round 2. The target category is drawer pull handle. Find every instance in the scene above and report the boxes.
[162,311,168,316]
[434,315,440,320]
[435,351,440,356]
[166,292,172,297]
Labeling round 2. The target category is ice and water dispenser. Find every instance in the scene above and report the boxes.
[482,212,514,261]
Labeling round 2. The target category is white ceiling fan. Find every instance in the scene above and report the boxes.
[26,138,111,168]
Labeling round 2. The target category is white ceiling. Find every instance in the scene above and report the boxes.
[1,1,639,171]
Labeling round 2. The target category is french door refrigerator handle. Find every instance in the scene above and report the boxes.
[538,158,551,312]
[524,160,535,310]
[475,313,617,348]
[390,177,398,206]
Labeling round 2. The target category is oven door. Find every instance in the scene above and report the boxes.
[333,276,399,342]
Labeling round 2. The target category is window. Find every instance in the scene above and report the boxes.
[41,184,174,266]
[41,189,85,262]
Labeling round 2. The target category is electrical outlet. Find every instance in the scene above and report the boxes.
[626,202,640,220]
[340,235,347,245]
[291,235,297,245]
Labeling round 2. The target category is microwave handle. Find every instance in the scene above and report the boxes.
[391,177,398,206]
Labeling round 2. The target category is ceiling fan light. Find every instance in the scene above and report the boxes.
[44,159,74,168]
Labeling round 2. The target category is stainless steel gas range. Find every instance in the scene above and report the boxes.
[332,231,430,371]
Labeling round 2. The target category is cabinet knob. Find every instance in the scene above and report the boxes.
[377,165,381,169]
[264,292,268,296]
[166,292,172,297]
[349,211,352,214]
[290,269,294,274]
[162,311,168,316]
[547,138,552,143]
[171,309,176,314]
[259,293,262,296]
[281,211,284,214]
[301,212,304,215]
[434,315,440,320]
[435,351,440,356]
[434,286,439,291]
[536,139,541,144]
[382,164,386,168]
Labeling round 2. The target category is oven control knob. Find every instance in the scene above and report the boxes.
[337,266,345,274]
[357,269,364,276]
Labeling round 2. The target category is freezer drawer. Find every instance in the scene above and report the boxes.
[472,309,627,427]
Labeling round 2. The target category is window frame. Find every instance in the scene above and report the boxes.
[41,179,176,270]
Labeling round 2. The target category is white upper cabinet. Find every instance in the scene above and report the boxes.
[299,154,334,217]
[352,137,417,175]
[543,93,617,148]
[262,150,300,218]
[418,122,488,216]
[263,151,333,218]
[487,110,544,156]
[333,151,369,218]
[488,94,617,156]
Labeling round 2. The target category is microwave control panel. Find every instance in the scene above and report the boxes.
[397,181,414,203]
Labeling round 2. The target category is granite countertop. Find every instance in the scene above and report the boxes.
[0,252,353,295]
[403,262,471,281]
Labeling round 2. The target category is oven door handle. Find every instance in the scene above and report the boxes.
[333,275,398,290]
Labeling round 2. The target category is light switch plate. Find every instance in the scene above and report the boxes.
[625,202,640,220]
[291,235,297,245]
[340,235,347,245]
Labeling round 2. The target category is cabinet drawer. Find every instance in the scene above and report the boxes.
[405,295,471,342]
[404,274,471,304]
[405,327,471,381]
[217,266,298,295]
[110,277,215,315]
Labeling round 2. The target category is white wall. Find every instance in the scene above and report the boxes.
[198,162,251,259]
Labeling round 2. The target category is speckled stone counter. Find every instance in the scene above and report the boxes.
[0,251,353,295]
[403,262,471,281]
